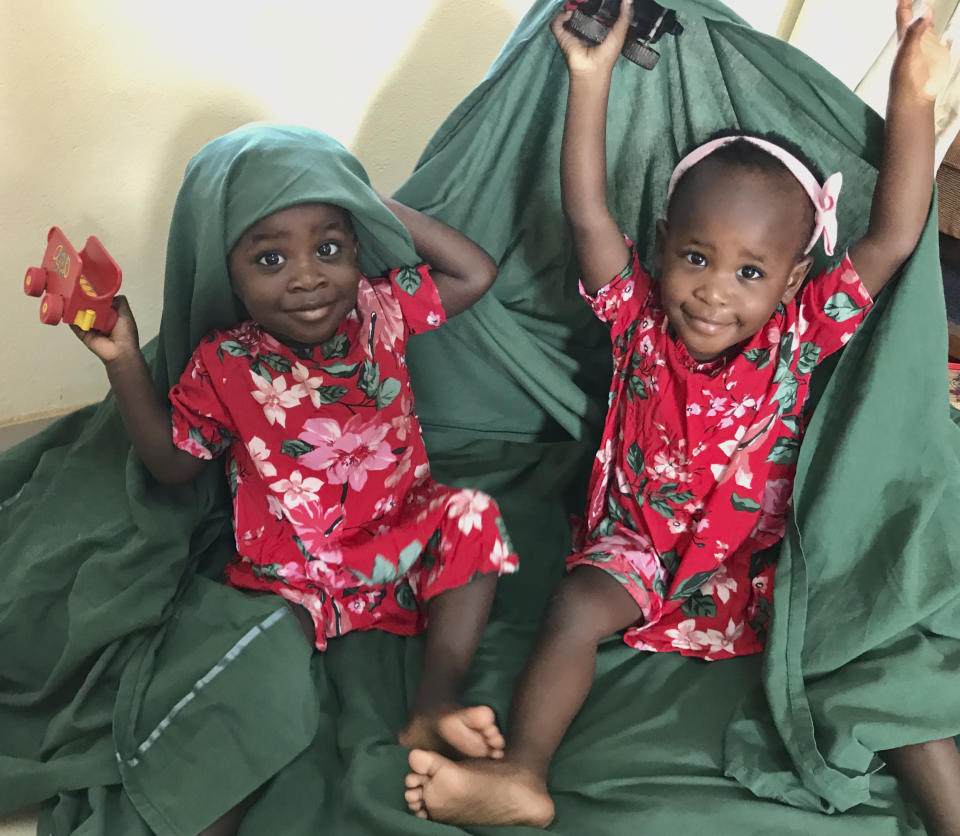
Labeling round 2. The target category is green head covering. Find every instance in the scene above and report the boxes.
[153,123,418,391]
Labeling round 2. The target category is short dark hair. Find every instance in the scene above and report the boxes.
[668,130,823,258]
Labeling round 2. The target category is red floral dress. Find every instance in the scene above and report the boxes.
[569,244,872,659]
[169,266,518,649]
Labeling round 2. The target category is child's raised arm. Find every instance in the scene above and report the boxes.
[74,297,206,485]
[849,1,953,298]
[553,0,634,295]
[379,197,497,317]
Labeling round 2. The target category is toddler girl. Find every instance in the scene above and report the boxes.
[404,0,956,828]
[70,125,518,832]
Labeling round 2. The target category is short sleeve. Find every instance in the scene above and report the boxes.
[168,348,236,460]
[389,264,446,336]
[578,238,653,326]
[797,253,874,362]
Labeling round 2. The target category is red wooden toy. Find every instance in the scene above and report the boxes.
[24,227,122,333]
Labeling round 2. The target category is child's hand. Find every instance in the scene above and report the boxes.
[893,0,953,102]
[551,0,633,77]
[72,295,141,367]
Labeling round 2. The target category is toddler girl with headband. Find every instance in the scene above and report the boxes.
[404,0,960,829]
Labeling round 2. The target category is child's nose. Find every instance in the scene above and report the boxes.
[289,257,327,291]
[694,274,727,306]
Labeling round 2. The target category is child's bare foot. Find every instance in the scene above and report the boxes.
[404,749,555,827]
[398,705,505,759]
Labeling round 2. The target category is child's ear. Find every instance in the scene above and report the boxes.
[781,254,813,304]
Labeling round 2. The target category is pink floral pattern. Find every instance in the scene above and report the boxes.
[568,244,872,659]
[170,265,518,649]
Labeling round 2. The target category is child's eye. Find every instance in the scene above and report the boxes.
[684,251,707,267]
[256,251,285,268]
[737,265,764,280]
[317,242,341,258]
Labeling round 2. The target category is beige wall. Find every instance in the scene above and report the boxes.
[1,0,536,424]
[0,0,837,426]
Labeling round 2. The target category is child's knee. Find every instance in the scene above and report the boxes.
[544,566,640,640]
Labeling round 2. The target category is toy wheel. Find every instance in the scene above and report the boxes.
[39,294,64,325]
[565,9,609,44]
[622,40,660,69]
[24,267,47,297]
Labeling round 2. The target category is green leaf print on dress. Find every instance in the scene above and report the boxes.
[823,292,864,322]
[394,266,422,295]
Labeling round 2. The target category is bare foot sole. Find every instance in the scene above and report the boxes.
[404,749,555,827]
[398,704,505,759]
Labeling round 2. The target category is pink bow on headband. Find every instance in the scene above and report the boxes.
[664,136,843,256]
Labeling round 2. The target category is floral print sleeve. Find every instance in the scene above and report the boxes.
[797,253,873,361]
[579,237,654,326]
[169,346,237,460]
[388,264,446,335]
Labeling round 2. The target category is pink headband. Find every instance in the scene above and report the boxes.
[664,136,843,256]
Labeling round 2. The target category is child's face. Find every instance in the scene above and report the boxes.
[228,202,360,346]
[656,162,813,363]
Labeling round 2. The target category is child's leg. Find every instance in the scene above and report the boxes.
[404,565,642,828]
[882,738,960,835]
[399,573,503,757]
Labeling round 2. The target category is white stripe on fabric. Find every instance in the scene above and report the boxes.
[118,606,289,768]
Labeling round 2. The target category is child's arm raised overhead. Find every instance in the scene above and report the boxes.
[849,0,952,298]
[74,297,206,485]
[553,0,634,296]
[379,197,497,317]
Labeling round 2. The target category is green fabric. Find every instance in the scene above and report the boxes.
[2,1,958,834]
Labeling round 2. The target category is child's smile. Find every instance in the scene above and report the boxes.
[228,202,360,347]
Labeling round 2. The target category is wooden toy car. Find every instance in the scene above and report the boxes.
[24,227,121,332]
[565,0,683,69]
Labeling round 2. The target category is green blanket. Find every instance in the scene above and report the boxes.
[2,1,958,834]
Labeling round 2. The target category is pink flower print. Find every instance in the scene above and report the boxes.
[489,538,516,572]
[233,322,281,356]
[752,576,769,594]
[348,597,365,614]
[427,311,442,328]
[290,362,326,408]
[695,517,710,534]
[667,518,687,534]
[713,540,730,561]
[639,315,654,332]
[706,396,728,417]
[686,403,702,416]
[270,470,323,509]
[277,561,307,585]
[285,501,344,555]
[648,450,691,483]
[840,331,854,345]
[413,462,430,482]
[586,533,659,582]
[384,447,413,489]
[250,371,302,427]
[638,334,654,356]
[391,395,413,441]
[447,490,492,535]
[357,283,404,351]
[179,433,212,460]
[753,478,792,540]
[621,280,635,301]
[297,414,395,491]
[701,565,738,604]
[766,324,781,345]
[703,619,744,655]
[374,497,396,518]
[665,619,708,652]
[266,495,285,520]
[239,525,264,543]
[246,436,277,478]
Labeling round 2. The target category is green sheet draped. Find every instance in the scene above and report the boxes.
[2,1,958,833]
